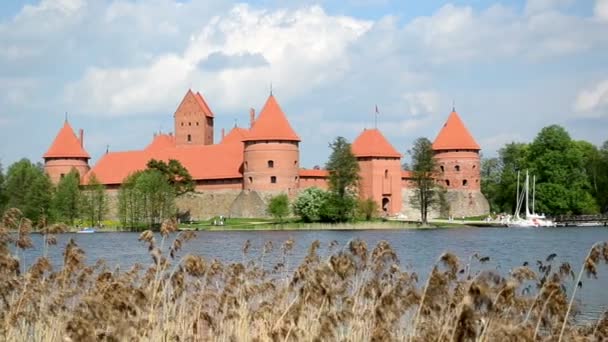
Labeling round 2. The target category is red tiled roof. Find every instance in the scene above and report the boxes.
[86,141,244,185]
[195,91,214,118]
[244,95,300,142]
[401,170,414,178]
[351,129,401,158]
[145,134,175,152]
[432,111,480,151]
[221,127,249,144]
[43,121,90,159]
[299,169,328,177]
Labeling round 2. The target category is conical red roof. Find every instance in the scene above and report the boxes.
[352,128,401,158]
[43,121,90,159]
[244,95,300,142]
[195,91,214,118]
[432,111,480,151]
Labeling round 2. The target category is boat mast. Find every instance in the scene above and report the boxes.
[532,175,536,215]
[515,171,520,219]
[525,170,531,218]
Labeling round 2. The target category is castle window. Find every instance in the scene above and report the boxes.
[462,179,468,186]
[268,160,274,168]
[385,169,389,178]
[181,122,184,126]
[60,173,65,179]
[196,122,199,126]
[440,165,444,172]
[472,165,476,169]
[455,165,460,172]
[187,134,192,142]
[189,122,192,126]
[270,176,277,184]
[249,177,253,184]
[294,160,297,166]
[295,176,299,181]
[446,180,450,186]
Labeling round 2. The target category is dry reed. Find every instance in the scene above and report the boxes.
[1,208,607,341]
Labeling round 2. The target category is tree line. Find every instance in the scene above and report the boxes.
[481,125,608,216]
[0,159,106,227]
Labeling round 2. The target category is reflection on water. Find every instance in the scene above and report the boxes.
[18,226,608,321]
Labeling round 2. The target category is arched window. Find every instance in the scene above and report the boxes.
[187,134,192,142]
[455,165,460,172]
[462,179,468,186]
[268,160,274,168]
[270,176,277,184]
[189,122,192,126]
[446,179,450,186]
[196,122,199,126]
[248,177,253,184]
[385,169,389,178]
[440,165,444,172]
[181,122,184,126]
[472,165,476,169]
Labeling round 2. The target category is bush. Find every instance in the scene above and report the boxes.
[292,187,327,222]
[267,194,290,222]
[357,198,378,221]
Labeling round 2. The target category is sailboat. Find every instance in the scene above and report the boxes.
[508,171,556,228]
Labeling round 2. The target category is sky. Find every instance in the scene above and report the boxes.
[1,0,607,169]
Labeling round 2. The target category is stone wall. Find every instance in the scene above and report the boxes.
[400,188,489,220]
[176,190,242,220]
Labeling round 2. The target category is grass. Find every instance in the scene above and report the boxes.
[3,207,608,341]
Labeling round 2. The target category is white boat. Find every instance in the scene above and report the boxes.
[507,171,556,228]
[76,227,96,233]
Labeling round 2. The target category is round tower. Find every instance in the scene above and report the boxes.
[43,120,91,184]
[242,95,300,193]
[432,109,481,191]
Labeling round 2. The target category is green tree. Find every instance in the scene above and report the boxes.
[598,141,608,212]
[409,137,438,224]
[0,162,6,212]
[480,157,501,212]
[24,172,53,225]
[80,174,107,227]
[118,171,144,230]
[146,159,194,195]
[292,187,327,222]
[267,194,290,222]
[528,125,597,215]
[4,159,53,224]
[52,169,81,224]
[325,137,359,222]
[135,169,176,228]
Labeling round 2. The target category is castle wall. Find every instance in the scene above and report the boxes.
[45,158,90,184]
[434,151,481,191]
[298,176,328,190]
[243,141,299,192]
[357,157,402,215]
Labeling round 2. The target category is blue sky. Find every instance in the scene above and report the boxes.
[1,0,607,170]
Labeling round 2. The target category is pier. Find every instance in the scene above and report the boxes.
[553,215,608,227]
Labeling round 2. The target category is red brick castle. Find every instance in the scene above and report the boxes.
[43,90,489,219]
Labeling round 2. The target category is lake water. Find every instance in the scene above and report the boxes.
[16,226,608,321]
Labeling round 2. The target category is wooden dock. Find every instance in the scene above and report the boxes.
[553,214,608,227]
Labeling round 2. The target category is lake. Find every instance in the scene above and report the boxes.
[16,226,608,321]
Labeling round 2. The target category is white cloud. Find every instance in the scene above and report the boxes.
[573,80,608,117]
[402,91,440,116]
[524,0,575,15]
[65,4,372,116]
[596,0,608,21]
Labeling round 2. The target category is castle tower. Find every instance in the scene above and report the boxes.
[352,129,402,215]
[243,95,300,193]
[432,109,481,190]
[43,119,91,184]
[174,89,214,146]
[432,109,489,217]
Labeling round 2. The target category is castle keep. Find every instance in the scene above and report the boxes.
[43,90,489,219]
